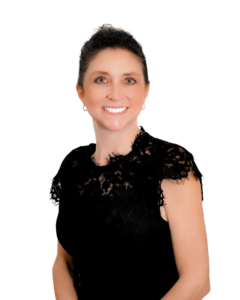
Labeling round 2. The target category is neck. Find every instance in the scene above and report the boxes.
[91,125,141,166]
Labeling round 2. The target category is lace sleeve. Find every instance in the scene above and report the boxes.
[49,150,75,256]
[49,150,73,206]
[160,143,204,201]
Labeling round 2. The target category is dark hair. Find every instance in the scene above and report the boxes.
[77,24,149,94]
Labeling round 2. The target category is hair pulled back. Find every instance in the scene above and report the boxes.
[77,24,149,94]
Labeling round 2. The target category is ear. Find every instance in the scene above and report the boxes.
[76,84,84,102]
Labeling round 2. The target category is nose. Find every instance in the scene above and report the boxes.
[107,81,124,101]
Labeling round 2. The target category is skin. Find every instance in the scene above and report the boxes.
[76,49,210,297]
[160,174,211,297]
[76,48,150,166]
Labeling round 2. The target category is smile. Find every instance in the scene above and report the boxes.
[102,107,128,115]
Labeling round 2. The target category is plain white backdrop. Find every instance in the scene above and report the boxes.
[0,0,239,299]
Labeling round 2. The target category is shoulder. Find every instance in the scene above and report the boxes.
[147,132,192,157]
[51,143,92,184]
[58,144,91,170]
[147,132,203,184]
[147,133,193,166]
[67,144,91,167]
[49,144,91,205]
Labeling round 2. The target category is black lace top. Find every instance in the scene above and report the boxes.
[49,126,204,300]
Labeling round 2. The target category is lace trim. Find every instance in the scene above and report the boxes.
[49,150,75,206]
[50,177,62,205]
[90,126,146,167]
[49,127,204,209]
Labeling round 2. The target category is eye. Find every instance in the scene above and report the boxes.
[95,77,107,83]
[94,77,136,84]
[125,78,136,84]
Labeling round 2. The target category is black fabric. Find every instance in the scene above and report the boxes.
[49,126,204,300]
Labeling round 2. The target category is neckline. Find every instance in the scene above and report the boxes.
[88,126,147,169]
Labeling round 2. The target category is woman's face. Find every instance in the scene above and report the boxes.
[76,48,150,131]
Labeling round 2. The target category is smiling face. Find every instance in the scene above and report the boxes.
[76,48,150,131]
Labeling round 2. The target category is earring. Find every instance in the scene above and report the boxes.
[142,103,146,110]
[83,104,87,111]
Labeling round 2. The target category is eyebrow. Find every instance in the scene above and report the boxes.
[90,70,140,77]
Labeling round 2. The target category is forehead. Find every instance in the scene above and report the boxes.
[87,48,142,73]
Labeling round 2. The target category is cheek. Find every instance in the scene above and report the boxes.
[128,86,145,99]
[85,90,102,106]
[129,91,145,106]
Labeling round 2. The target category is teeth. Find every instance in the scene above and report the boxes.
[104,107,127,113]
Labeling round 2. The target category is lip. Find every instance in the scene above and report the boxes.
[103,106,128,108]
[102,106,128,115]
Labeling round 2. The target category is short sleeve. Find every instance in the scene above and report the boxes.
[161,143,204,202]
[49,150,75,256]
[49,151,73,206]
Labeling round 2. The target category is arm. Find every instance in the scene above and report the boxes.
[160,172,211,300]
[52,241,78,300]
[160,276,210,300]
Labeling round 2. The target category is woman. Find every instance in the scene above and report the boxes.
[50,24,210,300]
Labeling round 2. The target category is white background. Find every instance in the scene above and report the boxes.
[0,0,239,299]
